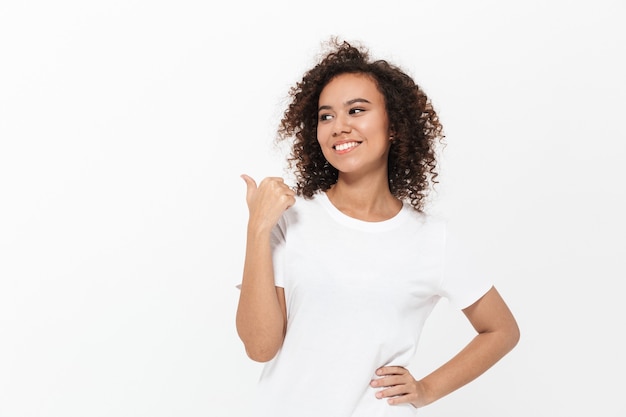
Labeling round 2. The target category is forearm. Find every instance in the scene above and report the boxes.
[236,228,285,362]
[418,327,518,406]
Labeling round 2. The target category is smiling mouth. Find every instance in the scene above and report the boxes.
[333,141,361,151]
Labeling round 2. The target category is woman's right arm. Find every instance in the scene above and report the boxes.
[236,175,294,362]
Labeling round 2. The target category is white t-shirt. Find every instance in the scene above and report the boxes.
[252,192,492,417]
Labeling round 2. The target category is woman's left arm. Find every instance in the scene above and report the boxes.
[372,286,520,408]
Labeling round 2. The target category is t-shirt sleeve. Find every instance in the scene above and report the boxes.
[439,221,493,310]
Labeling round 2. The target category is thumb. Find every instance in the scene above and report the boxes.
[240,174,257,203]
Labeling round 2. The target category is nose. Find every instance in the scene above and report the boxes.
[332,113,351,137]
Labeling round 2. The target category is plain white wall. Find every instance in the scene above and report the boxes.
[1,1,624,416]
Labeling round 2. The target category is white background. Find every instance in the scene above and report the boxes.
[1,1,624,416]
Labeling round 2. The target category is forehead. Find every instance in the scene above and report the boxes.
[319,73,383,103]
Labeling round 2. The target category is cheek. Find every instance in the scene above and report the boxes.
[316,126,333,149]
[316,124,329,140]
[315,131,333,160]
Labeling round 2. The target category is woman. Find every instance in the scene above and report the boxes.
[236,38,519,416]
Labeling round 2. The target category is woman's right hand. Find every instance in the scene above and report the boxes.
[241,174,296,232]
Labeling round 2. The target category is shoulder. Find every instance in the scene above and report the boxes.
[291,193,323,213]
[279,193,324,225]
[402,205,447,232]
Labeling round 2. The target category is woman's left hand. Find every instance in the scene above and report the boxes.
[370,366,425,408]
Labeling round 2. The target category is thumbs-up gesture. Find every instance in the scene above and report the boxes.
[241,174,296,233]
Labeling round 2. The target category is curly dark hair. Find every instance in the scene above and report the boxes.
[277,38,445,212]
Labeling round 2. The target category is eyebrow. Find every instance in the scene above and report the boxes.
[318,98,372,112]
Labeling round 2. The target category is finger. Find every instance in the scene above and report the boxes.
[240,174,257,204]
[371,374,407,388]
[375,383,418,406]
[376,366,407,376]
[386,391,417,406]
[375,385,410,399]
[259,177,296,204]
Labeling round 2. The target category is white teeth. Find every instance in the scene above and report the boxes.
[335,141,359,151]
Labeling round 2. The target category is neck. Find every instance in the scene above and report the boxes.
[326,175,402,222]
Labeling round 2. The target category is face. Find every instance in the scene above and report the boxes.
[316,73,392,177]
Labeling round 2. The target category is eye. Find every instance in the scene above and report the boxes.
[319,113,333,122]
[349,107,365,115]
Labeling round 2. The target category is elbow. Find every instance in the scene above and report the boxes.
[505,320,521,353]
[236,327,284,362]
[512,324,521,349]
[245,344,280,363]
